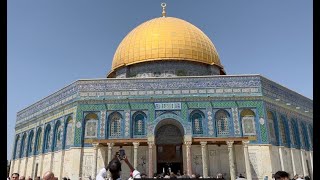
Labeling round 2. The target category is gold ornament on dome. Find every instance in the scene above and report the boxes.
[108,3,223,76]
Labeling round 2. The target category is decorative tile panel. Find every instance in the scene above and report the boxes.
[231,107,241,136]
[124,110,130,137]
[100,111,106,138]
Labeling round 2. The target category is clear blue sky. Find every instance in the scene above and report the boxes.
[7,0,313,160]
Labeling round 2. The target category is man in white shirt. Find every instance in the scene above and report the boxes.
[96,154,141,180]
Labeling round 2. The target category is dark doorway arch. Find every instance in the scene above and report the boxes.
[155,119,184,175]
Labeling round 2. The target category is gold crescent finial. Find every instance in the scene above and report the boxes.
[161,3,166,17]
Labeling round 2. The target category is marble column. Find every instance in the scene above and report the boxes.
[148,141,154,178]
[278,146,285,171]
[300,149,307,176]
[59,149,65,180]
[92,143,99,179]
[49,152,54,171]
[227,141,236,180]
[290,148,296,176]
[242,141,252,180]
[185,141,192,177]
[107,143,114,178]
[107,143,114,163]
[309,151,313,174]
[200,142,208,178]
[133,142,140,169]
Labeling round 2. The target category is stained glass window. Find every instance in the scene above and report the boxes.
[110,113,122,137]
[133,113,146,135]
[45,125,51,150]
[190,111,203,134]
[289,120,296,146]
[20,134,26,157]
[66,119,73,146]
[35,129,42,153]
[279,117,287,144]
[85,113,98,138]
[14,136,19,159]
[267,111,277,144]
[53,122,61,148]
[216,110,229,136]
[27,131,34,155]
[309,125,313,147]
[241,109,256,136]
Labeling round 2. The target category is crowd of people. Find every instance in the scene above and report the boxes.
[8,157,312,180]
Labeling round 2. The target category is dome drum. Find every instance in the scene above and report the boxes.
[107,17,225,78]
[108,60,224,78]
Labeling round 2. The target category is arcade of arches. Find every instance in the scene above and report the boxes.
[88,119,254,179]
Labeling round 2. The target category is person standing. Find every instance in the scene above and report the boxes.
[42,171,55,180]
[11,173,19,180]
[274,171,290,180]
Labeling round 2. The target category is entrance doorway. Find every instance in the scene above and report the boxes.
[155,122,184,175]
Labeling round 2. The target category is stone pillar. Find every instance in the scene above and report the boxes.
[300,149,307,176]
[290,148,296,176]
[227,141,236,180]
[24,157,29,176]
[107,143,114,178]
[242,141,252,180]
[49,152,54,171]
[309,151,313,174]
[278,146,285,171]
[148,141,154,178]
[185,141,192,177]
[133,142,140,169]
[59,150,65,180]
[92,143,99,179]
[200,142,208,178]
[107,143,114,163]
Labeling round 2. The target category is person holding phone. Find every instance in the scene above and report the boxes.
[96,148,141,180]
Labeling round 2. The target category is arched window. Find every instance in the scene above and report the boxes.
[308,125,313,147]
[215,109,229,136]
[65,116,74,147]
[301,123,310,149]
[20,133,27,158]
[267,111,277,143]
[289,120,297,146]
[35,128,42,154]
[13,135,20,159]
[133,112,146,136]
[292,121,300,148]
[241,109,256,135]
[44,125,51,151]
[279,116,287,145]
[27,131,34,156]
[190,110,204,135]
[53,121,62,149]
[85,113,98,138]
[109,112,122,137]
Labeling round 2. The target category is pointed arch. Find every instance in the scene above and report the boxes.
[279,116,288,145]
[44,124,52,152]
[215,109,230,136]
[132,111,146,136]
[53,120,62,150]
[20,133,27,158]
[240,109,256,135]
[190,110,204,135]
[65,116,74,147]
[27,130,34,156]
[35,128,42,154]
[267,111,277,144]
[108,112,122,137]
[84,113,99,138]
[13,135,20,159]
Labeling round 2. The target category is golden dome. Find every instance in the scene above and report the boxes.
[109,16,223,76]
